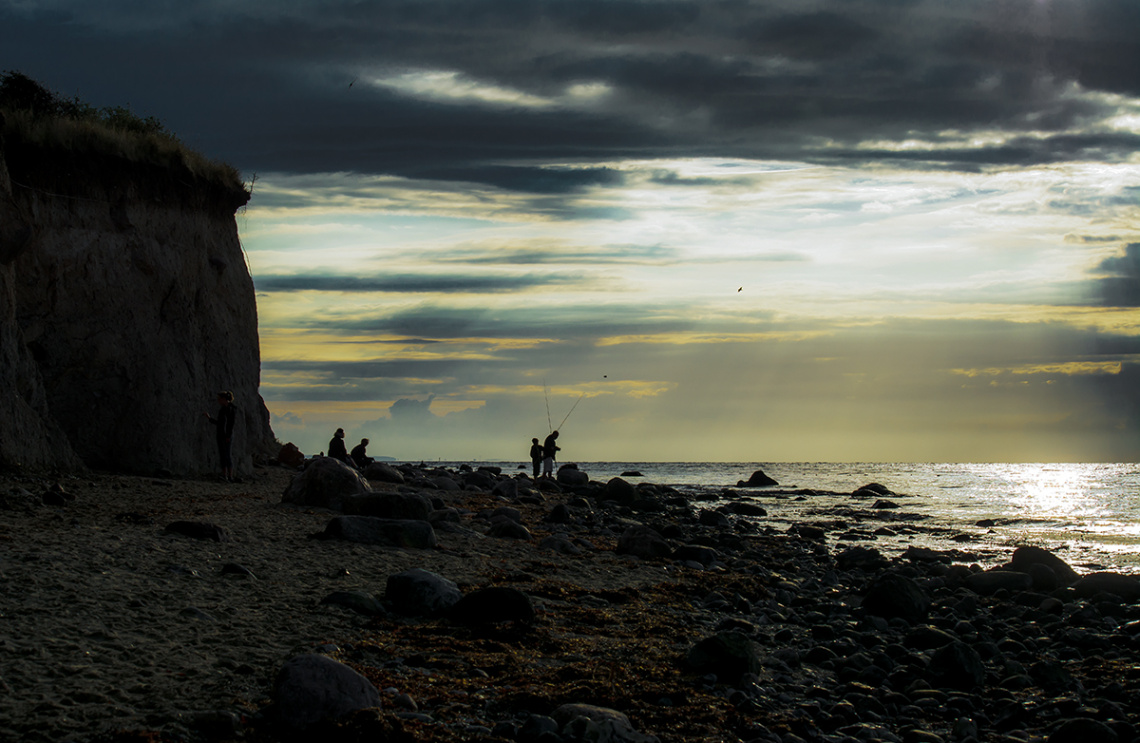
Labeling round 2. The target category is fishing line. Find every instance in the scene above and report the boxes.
[543,379,552,432]
[557,393,585,430]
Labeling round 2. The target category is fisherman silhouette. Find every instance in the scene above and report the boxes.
[542,430,560,478]
[529,437,543,479]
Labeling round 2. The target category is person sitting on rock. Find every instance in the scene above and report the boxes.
[327,428,352,465]
[350,438,373,469]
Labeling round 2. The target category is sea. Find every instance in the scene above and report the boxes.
[409,461,1140,574]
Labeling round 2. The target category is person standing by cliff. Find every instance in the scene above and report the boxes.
[542,430,560,479]
[529,437,543,479]
[205,391,237,481]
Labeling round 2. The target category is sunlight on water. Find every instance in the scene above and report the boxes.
[426,460,1140,572]
[1004,463,1104,519]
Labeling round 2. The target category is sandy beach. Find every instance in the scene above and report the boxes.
[3,462,1140,743]
[0,464,688,742]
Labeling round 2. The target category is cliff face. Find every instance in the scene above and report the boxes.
[0,131,275,474]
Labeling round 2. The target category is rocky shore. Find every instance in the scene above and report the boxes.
[2,460,1139,743]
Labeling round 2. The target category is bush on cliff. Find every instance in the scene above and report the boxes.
[0,70,244,194]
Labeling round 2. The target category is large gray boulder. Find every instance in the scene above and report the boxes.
[1009,545,1080,586]
[0,136,274,473]
[685,631,763,681]
[273,654,382,729]
[552,703,659,743]
[282,458,371,510]
[385,568,463,616]
[319,515,438,549]
[363,461,405,484]
[965,569,1033,595]
[862,573,930,623]
[615,525,672,560]
[341,492,433,520]
[1072,572,1140,600]
[557,465,590,486]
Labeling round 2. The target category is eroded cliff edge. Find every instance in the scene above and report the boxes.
[0,120,275,473]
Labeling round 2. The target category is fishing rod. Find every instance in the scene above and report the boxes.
[557,393,585,431]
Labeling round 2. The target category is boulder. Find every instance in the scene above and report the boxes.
[558,466,590,486]
[723,501,767,517]
[1048,718,1118,743]
[1009,545,1079,586]
[539,536,583,555]
[927,641,985,691]
[449,587,536,625]
[492,479,519,498]
[552,703,659,743]
[604,477,638,504]
[318,516,437,549]
[615,525,672,560]
[862,573,930,623]
[835,545,888,571]
[385,568,463,616]
[965,569,1033,595]
[163,521,230,542]
[276,442,305,468]
[319,591,387,617]
[673,544,719,566]
[737,470,778,487]
[1071,572,1140,600]
[488,520,532,539]
[463,470,496,490]
[273,654,382,729]
[699,509,730,528]
[282,458,371,510]
[341,492,433,521]
[685,631,763,681]
[362,462,405,484]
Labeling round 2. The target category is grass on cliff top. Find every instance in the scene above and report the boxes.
[0,70,246,195]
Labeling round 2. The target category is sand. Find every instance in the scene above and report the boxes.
[0,466,675,742]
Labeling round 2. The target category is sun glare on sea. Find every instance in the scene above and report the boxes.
[1006,463,1100,519]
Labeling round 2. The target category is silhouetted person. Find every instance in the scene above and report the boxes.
[350,438,373,469]
[205,390,236,481]
[542,430,560,478]
[328,428,351,465]
[529,437,543,479]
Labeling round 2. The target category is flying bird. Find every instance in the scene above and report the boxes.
[738,287,742,292]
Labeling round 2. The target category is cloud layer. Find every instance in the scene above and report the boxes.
[4,0,1139,460]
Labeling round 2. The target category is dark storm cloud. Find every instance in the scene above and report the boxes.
[429,243,683,265]
[1092,243,1140,307]
[410,165,624,194]
[4,0,1138,185]
[254,271,589,294]
[309,302,707,340]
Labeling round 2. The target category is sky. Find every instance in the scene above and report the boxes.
[3,0,1139,463]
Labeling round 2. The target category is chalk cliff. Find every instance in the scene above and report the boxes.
[0,120,275,473]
